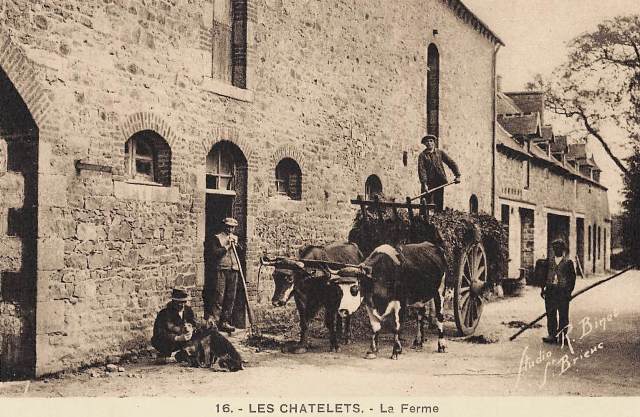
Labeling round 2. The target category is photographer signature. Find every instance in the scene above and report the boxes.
[516,310,619,388]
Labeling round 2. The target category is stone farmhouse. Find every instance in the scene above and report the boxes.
[495,88,610,280]
[0,0,608,379]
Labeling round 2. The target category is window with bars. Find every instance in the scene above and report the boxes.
[124,131,172,186]
[275,158,302,200]
[211,0,247,89]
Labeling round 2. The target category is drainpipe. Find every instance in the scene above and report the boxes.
[491,44,501,218]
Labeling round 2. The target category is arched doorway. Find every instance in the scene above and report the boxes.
[0,64,39,380]
[204,140,248,328]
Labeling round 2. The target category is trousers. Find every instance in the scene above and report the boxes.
[205,269,238,324]
[545,286,571,339]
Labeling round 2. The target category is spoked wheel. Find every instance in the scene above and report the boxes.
[453,241,488,336]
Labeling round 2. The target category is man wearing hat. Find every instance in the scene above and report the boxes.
[203,217,242,333]
[541,238,576,344]
[151,288,197,361]
[418,134,461,212]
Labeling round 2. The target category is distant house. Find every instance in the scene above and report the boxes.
[495,89,610,280]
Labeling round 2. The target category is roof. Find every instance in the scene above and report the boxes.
[496,126,607,191]
[497,113,541,137]
[567,143,587,159]
[504,91,545,120]
[550,135,568,153]
[541,125,554,141]
[445,0,505,46]
[496,92,521,114]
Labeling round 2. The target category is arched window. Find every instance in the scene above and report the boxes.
[469,194,479,214]
[365,175,383,200]
[427,43,440,143]
[275,158,302,200]
[124,130,171,186]
[206,141,244,192]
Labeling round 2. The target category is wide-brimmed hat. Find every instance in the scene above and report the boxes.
[223,217,238,227]
[171,288,191,302]
[551,238,567,250]
[421,134,438,145]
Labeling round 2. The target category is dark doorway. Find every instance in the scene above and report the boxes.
[204,141,248,328]
[592,223,597,274]
[519,208,535,275]
[547,213,570,258]
[576,218,585,277]
[0,64,39,380]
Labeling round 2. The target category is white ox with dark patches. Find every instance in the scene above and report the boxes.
[339,242,448,359]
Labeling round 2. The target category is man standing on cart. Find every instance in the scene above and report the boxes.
[418,134,461,212]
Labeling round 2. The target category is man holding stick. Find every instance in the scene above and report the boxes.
[418,135,461,212]
[203,217,243,333]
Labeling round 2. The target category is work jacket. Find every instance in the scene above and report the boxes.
[418,149,460,188]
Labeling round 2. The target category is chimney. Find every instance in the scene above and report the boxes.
[496,75,503,92]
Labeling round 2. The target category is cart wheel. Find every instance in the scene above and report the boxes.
[453,241,487,336]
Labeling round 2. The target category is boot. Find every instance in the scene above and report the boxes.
[542,335,557,344]
[219,321,236,333]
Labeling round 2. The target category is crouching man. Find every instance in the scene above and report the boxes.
[151,288,197,362]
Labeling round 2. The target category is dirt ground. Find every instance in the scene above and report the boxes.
[1,270,639,398]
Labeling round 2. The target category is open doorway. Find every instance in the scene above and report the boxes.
[576,218,585,277]
[547,213,570,258]
[204,141,248,328]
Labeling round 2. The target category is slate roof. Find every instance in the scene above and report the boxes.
[497,113,541,137]
[550,135,568,153]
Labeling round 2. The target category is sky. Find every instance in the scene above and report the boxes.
[463,0,640,213]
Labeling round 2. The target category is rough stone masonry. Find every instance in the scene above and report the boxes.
[0,0,522,378]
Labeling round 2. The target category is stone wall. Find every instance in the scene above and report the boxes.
[497,151,611,278]
[0,0,499,376]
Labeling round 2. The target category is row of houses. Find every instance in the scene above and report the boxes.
[0,0,609,378]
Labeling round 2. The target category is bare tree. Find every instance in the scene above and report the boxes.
[528,15,640,175]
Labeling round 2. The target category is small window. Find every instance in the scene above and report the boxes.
[275,158,302,200]
[365,175,383,200]
[469,195,479,214]
[522,160,530,189]
[124,131,171,186]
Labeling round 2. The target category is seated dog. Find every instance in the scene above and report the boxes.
[176,326,244,372]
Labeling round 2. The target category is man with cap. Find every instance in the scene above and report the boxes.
[418,134,461,212]
[151,288,197,361]
[203,217,242,333]
[541,238,576,344]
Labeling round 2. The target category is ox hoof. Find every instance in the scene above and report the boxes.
[365,352,377,360]
[329,346,341,353]
[390,353,399,360]
[292,346,308,354]
[437,343,447,353]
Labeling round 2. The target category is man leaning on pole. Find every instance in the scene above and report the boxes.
[203,217,242,334]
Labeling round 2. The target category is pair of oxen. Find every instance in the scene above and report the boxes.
[267,240,448,360]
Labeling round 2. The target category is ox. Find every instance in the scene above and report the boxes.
[270,242,364,353]
[338,242,447,359]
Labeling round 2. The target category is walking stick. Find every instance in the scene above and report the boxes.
[410,180,458,202]
[230,241,256,335]
[509,265,635,341]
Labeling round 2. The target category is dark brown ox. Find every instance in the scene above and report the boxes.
[270,242,364,353]
[338,242,447,359]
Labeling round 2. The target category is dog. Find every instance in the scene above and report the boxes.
[176,326,244,372]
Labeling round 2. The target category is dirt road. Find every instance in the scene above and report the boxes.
[2,270,639,398]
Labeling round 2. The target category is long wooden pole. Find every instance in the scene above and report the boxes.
[509,266,635,341]
[231,241,255,334]
[410,181,457,202]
